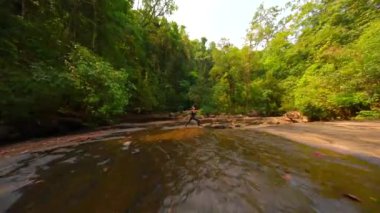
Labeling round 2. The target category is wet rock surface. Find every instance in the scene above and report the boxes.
[0,116,293,157]
[0,128,379,212]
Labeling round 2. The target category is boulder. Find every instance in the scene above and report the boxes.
[284,111,302,119]
[247,111,259,117]
[211,123,232,129]
[302,116,309,123]
[284,111,306,123]
[234,124,242,128]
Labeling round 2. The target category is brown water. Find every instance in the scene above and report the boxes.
[1,128,380,212]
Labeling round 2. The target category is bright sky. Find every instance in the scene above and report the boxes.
[168,0,287,47]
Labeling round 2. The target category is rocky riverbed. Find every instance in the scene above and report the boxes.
[1,116,379,164]
[0,116,299,157]
[1,122,379,212]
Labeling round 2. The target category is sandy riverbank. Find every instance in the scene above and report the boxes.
[250,121,380,165]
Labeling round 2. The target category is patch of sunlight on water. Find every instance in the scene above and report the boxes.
[142,127,204,142]
[0,128,379,212]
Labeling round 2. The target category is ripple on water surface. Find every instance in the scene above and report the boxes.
[0,128,379,212]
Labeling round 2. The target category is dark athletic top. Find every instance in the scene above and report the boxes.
[190,110,196,117]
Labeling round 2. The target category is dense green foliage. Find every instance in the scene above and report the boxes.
[191,0,380,119]
[0,0,189,132]
[0,0,379,137]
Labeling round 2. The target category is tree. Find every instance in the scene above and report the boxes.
[246,4,282,49]
[134,0,177,26]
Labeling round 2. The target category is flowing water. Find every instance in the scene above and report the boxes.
[0,127,379,212]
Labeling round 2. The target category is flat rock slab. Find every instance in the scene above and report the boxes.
[251,121,380,166]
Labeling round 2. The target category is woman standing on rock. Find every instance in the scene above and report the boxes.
[185,106,201,127]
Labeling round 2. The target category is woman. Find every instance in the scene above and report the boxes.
[185,106,201,127]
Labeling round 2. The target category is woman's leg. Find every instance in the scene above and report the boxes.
[185,117,192,127]
[194,118,201,126]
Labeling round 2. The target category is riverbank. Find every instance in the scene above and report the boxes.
[0,120,176,157]
[251,121,380,165]
[1,118,379,166]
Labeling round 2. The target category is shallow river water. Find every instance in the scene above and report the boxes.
[0,128,379,212]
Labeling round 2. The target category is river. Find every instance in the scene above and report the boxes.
[1,127,379,212]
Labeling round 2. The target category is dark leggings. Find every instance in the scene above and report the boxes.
[185,116,200,126]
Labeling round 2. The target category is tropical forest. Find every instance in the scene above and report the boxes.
[0,0,380,212]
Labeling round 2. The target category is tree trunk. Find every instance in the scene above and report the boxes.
[92,0,97,51]
[21,0,25,17]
